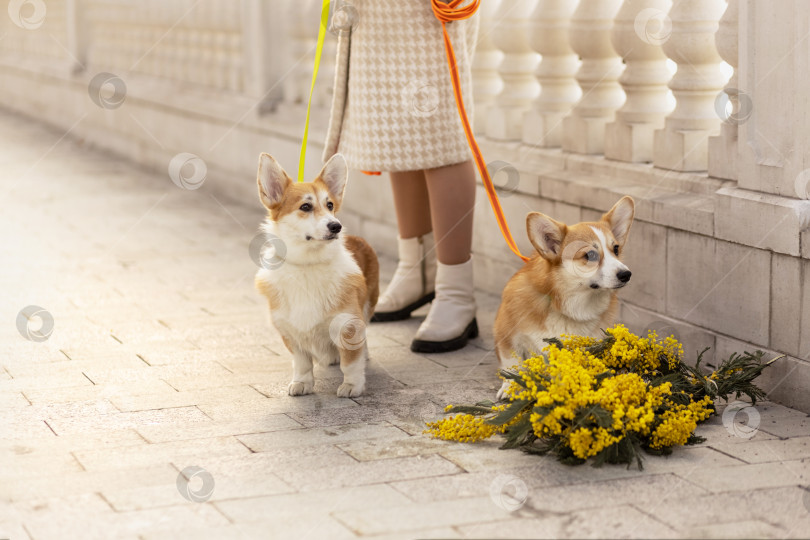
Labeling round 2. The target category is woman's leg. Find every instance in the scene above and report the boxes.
[411,159,477,352]
[423,160,476,265]
[389,170,432,238]
[372,170,436,321]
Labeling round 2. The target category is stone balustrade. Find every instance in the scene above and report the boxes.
[0,0,808,411]
[85,0,244,91]
[0,0,751,176]
[462,0,748,177]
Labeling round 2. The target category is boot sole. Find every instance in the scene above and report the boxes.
[370,291,435,322]
[410,318,479,354]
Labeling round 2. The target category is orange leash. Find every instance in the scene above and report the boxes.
[432,0,530,262]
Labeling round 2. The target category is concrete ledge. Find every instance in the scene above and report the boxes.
[715,186,809,257]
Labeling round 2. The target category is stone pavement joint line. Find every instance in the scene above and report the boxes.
[1,109,809,539]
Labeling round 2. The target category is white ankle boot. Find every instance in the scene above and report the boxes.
[371,233,437,322]
[411,257,478,353]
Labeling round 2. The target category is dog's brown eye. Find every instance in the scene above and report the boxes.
[299,203,312,212]
[585,250,598,262]
[613,245,619,255]
[326,201,334,211]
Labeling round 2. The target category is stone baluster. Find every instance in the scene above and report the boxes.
[604,0,673,163]
[141,4,157,76]
[200,27,215,87]
[185,27,203,83]
[157,18,174,79]
[242,0,286,109]
[284,0,316,104]
[158,30,171,79]
[142,27,157,76]
[91,25,107,70]
[98,24,108,70]
[213,31,228,89]
[229,33,244,92]
[522,0,580,148]
[127,13,137,71]
[174,29,186,82]
[179,28,193,84]
[708,0,739,180]
[472,0,503,134]
[562,0,625,155]
[205,3,221,87]
[187,28,201,85]
[486,0,540,141]
[65,0,85,73]
[212,2,228,89]
[653,0,727,172]
[161,22,173,77]
[188,5,205,85]
[224,1,241,31]
[303,0,322,104]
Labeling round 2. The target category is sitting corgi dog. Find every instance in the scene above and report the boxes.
[493,197,635,399]
[254,153,379,398]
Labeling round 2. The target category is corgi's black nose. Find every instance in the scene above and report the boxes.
[327,221,342,234]
[617,270,632,283]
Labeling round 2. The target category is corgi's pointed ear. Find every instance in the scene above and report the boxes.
[317,153,348,206]
[257,153,292,209]
[527,212,567,260]
[602,196,635,246]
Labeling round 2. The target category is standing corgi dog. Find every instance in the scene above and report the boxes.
[493,197,635,399]
[254,153,379,398]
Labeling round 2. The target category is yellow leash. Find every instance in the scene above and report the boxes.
[298,0,332,182]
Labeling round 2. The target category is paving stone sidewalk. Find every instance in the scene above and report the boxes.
[1,109,809,540]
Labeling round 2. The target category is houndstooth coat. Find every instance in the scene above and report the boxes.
[322,0,479,172]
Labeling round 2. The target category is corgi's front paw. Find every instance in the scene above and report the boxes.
[288,381,314,396]
[337,382,364,398]
[496,380,511,401]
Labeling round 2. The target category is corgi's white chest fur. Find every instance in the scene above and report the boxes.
[540,278,612,335]
[513,291,610,359]
[555,287,613,325]
[257,244,360,332]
